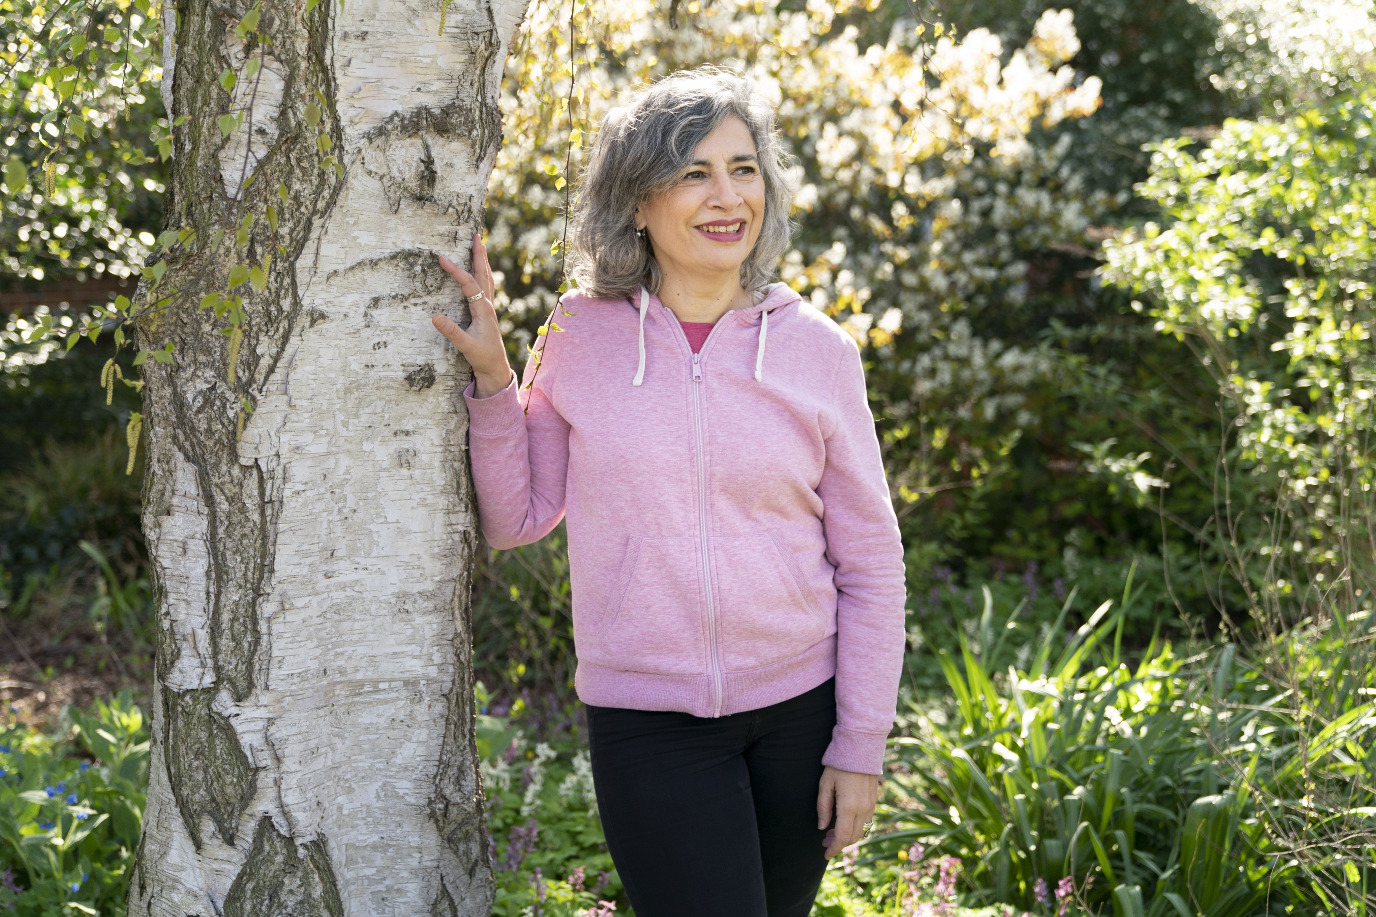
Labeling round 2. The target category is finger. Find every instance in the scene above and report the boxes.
[816,773,835,831]
[431,313,471,351]
[437,254,483,297]
[473,233,495,300]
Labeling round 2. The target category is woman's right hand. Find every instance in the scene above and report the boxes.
[433,232,514,398]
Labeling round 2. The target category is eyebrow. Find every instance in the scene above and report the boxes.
[688,154,759,167]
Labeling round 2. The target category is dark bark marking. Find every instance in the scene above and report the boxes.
[164,687,258,849]
[223,817,344,917]
[427,528,494,908]
[405,363,437,391]
[430,879,460,917]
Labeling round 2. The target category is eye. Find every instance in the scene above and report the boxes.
[682,169,709,181]
[734,164,759,176]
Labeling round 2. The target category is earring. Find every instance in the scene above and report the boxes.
[636,228,647,241]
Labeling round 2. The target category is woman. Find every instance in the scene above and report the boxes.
[432,67,907,917]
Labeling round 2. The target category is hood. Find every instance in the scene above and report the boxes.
[629,282,803,387]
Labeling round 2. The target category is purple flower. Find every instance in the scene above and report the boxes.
[499,819,540,873]
[590,870,612,897]
[1022,563,1039,604]
[585,902,618,917]
[1056,876,1076,916]
[1034,878,1051,908]
[1052,577,1067,602]
[0,868,20,894]
[532,867,545,902]
[907,841,925,862]
[935,856,961,904]
[568,865,586,891]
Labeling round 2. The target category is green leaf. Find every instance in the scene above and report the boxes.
[218,113,238,138]
[69,114,86,141]
[4,157,28,196]
[228,265,250,289]
[220,68,238,93]
[235,4,262,37]
[304,102,321,129]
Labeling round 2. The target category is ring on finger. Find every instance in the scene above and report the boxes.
[861,821,873,838]
[464,291,486,304]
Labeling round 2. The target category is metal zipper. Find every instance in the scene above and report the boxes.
[690,350,725,717]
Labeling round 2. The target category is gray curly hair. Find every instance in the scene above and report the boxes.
[567,67,796,300]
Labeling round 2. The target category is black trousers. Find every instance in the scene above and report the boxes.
[585,678,836,917]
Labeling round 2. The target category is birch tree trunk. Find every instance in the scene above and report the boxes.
[128,1,529,913]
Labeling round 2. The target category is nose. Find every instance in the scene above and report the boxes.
[706,169,742,208]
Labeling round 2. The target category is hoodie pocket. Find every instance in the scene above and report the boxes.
[587,535,707,677]
[713,530,831,673]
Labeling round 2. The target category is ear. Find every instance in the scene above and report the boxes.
[633,209,645,232]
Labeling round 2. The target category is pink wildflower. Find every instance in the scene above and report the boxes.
[1034,878,1051,909]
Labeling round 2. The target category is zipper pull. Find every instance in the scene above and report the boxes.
[692,353,702,382]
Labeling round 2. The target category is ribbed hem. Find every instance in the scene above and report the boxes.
[821,725,891,776]
[575,637,837,719]
[462,373,522,434]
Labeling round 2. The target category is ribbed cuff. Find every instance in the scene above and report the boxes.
[820,725,891,776]
[462,371,522,435]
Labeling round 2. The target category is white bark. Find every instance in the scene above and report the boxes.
[132,1,529,914]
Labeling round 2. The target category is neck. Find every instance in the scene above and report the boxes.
[656,270,751,323]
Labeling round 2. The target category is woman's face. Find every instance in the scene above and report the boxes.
[634,115,766,290]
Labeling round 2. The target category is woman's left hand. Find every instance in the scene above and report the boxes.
[817,765,881,858]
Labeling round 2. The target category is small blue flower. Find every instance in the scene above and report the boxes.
[74,812,89,821]
[0,768,6,778]
[55,781,65,792]
[65,793,78,805]
[44,785,57,798]
[69,881,80,892]
[79,762,89,771]
[39,821,54,830]
[82,872,88,881]
[0,744,10,753]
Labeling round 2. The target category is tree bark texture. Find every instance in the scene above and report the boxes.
[129,1,529,913]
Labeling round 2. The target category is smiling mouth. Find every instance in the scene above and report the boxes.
[697,221,745,238]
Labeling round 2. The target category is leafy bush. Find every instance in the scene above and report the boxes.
[0,691,148,916]
[882,586,1290,916]
[1102,89,1376,590]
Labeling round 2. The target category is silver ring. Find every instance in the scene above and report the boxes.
[861,822,873,838]
[464,291,486,304]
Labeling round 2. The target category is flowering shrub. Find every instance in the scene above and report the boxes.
[0,690,147,916]
[476,683,624,917]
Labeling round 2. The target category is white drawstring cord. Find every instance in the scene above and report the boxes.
[632,286,649,386]
[754,307,769,383]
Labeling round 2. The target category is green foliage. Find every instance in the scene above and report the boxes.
[884,595,1288,915]
[0,0,167,289]
[1102,89,1376,583]
[0,691,148,916]
[475,683,624,916]
[472,528,576,699]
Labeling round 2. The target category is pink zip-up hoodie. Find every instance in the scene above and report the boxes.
[463,282,907,775]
